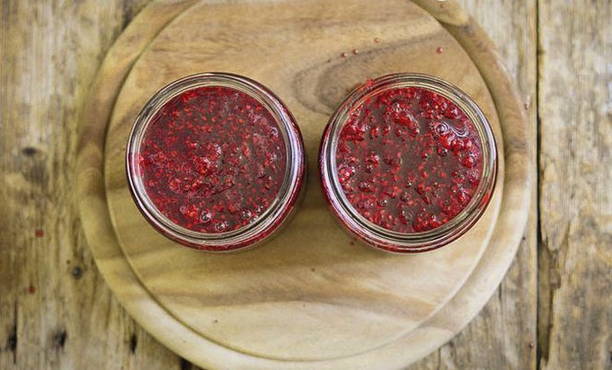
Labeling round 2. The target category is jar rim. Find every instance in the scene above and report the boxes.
[319,73,498,253]
[126,72,305,251]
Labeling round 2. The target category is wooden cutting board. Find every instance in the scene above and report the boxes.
[76,0,531,368]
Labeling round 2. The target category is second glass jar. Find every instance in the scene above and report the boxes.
[319,73,498,253]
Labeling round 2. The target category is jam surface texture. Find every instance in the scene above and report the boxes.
[336,86,483,233]
[138,86,286,233]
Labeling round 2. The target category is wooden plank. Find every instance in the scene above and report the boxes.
[0,0,193,369]
[410,0,538,368]
[537,1,611,369]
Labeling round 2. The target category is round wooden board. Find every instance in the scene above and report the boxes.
[77,0,531,369]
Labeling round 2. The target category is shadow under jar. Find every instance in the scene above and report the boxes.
[319,74,497,254]
[127,73,305,252]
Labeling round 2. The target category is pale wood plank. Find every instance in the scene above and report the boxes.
[538,1,611,369]
[0,0,190,369]
[410,0,538,368]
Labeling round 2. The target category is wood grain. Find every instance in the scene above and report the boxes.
[101,0,504,363]
[0,1,189,369]
[0,0,608,369]
[538,1,611,369]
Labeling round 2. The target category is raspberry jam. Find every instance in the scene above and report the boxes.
[336,86,482,233]
[127,73,305,252]
[139,86,286,234]
[320,74,497,253]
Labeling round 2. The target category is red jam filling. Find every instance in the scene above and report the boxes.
[336,86,483,233]
[138,86,286,233]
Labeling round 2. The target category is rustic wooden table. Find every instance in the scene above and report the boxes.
[0,1,609,369]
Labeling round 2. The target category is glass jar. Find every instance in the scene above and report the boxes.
[127,73,305,252]
[319,73,497,253]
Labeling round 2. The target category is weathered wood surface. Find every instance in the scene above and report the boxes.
[537,1,611,369]
[0,0,608,369]
[0,1,184,369]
